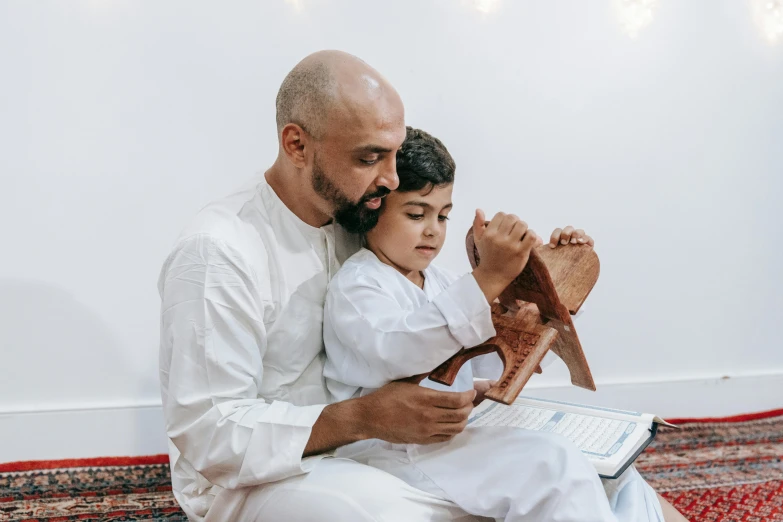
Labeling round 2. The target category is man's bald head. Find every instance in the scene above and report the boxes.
[271,51,405,231]
[275,50,399,139]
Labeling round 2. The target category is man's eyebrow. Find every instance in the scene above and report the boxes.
[353,145,394,154]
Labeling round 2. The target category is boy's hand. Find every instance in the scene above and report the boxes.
[471,209,541,303]
[548,226,594,248]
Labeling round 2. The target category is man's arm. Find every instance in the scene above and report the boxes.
[304,379,476,456]
[160,235,328,488]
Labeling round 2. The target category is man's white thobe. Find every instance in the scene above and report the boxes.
[159,176,663,521]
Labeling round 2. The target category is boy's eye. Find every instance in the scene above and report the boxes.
[360,159,377,165]
[407,213,424,220]
[438,215,450,222]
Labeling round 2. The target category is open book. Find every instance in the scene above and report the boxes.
[468,395,676,479]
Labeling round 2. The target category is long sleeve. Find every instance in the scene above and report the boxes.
[323,271,495,390]
[159,234,327,490]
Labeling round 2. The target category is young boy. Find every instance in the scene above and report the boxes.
[323,126,502,401]
[322,127,668,522]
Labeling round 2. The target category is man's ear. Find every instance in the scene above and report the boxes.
[280,123,309,169]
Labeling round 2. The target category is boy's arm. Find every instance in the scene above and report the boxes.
[323,273,495,388]
[324,211,544,389]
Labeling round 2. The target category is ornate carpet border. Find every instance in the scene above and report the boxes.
[0,455,169,473]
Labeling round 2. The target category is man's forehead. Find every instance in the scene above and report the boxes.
[324,84,405,149]
[327,118,406,152]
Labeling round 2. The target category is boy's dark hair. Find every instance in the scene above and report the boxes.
[395,127,455,193]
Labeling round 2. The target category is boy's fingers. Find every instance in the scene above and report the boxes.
[521,230,538,252]
[499,214,520,235]
[487,212,506,234]
[473,209,486,240]
[560,225,575,245]
[509,220,529,242]
[549,228,562,248]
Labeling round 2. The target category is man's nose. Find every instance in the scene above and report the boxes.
[376,156,399,191]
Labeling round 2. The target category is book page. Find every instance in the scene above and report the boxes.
[509,396,674,428]
[512,395,655,425]
[468,399,652,474]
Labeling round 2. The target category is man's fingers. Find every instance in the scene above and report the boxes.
[436,419,469,435]
[473,209,486,240]
[573,228,586,244]
[549,228,562,248]
[427,434,456,443]
[434,404,473,423]
[585,234,595,247]
[560,225,575,245]
[429,388,476,409]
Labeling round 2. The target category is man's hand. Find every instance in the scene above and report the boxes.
[359,378,476,444]
[471,209,542,304]
[304,378,476,457]
[548,226,594,248]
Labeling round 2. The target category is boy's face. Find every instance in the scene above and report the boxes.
[365,183,453,277]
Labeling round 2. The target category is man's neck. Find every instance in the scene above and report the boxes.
[265,159,333,228]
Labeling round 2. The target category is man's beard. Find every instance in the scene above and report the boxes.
[311,157,389,234]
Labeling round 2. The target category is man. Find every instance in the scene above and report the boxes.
[159,50,687,521]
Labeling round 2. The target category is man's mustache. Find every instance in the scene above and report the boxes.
[361,187,391,203]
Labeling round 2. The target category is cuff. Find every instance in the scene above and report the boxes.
[243,402,328,484]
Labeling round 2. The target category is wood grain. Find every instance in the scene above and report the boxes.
[429,227,598,404]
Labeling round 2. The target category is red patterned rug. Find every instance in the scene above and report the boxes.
[1,409,781,521]
[635,409,783,521]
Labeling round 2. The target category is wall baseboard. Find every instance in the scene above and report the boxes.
[2,372,782,464]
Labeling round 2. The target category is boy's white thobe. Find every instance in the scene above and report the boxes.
[324,248,665,522]
[323,248,498,400]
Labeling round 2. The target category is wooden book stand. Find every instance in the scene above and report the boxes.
[428,228,599,405]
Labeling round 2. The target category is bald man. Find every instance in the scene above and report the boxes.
[158,51,686,522]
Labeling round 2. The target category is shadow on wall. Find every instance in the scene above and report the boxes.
[0,278,164,456]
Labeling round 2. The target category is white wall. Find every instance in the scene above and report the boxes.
[1,0,781,462]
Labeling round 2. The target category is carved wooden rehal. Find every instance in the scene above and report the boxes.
[428,228,599,405]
